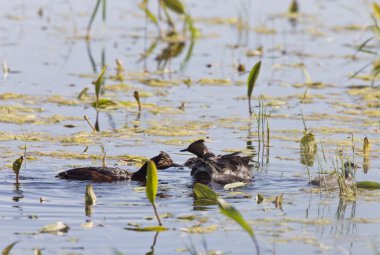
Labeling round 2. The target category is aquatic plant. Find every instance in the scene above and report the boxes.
[146,160,162,226]
[12,156,23,184]
[85,184,97,205]
[252,96,272,164]
[351,3,380,85]
[288,0,298,13]
[2,241,19,255]
[247,61,261,116]
[94,66,107,109]
[134,91,142,112]
[86,0,107,39]
[193,183,260,255]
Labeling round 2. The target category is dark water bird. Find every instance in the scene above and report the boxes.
[309,162,356,189]
[180,139,254,185]
[57,151,179,182]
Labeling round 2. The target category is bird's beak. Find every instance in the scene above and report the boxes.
[171,163,183,168]
[180,148,188,152]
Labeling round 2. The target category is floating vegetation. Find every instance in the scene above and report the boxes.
[356,181,380,190]
[39,222,69,234]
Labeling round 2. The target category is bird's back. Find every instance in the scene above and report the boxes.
[56,167,131,182]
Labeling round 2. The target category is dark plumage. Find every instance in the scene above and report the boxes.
[56,151,179,182]
[181,140,254,185]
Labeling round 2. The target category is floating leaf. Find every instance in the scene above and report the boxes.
[125,226,168,232]
[91,98,118,109]
[163,0,185,14]
[2,241,19,255]
[247,61,262,115]
[85,184,97,205]
[12,156,23,184]
[39,222,69,233]
[224,182,248,190]
[217,198,254,238]
[193,183,218,202]
[356,181,380,190]
[146,160,158,204]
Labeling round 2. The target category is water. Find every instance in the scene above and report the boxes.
[0,0,379,254]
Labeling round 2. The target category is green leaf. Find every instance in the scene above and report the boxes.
[146,160,158,205]
[2,241,19,255]
[247,61,261,98]
[145,6,158,25]
[95,66,107,102]
[125,225,168,232]
[12,156,23,176]
[163,0,185,14]
[300,132,317,153]
[217,198,254,238]
[356,181,380,190]
[193,183,218,202]
[91,98,118,109]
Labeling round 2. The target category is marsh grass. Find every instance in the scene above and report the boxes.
[252,96,272,164]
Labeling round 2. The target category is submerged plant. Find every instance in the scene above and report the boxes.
[193,183,260,255]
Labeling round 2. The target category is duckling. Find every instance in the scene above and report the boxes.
[180,139,254,185]
[309,162,356,189]
[56,151,179,182]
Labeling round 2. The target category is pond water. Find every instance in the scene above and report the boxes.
[0,0,379,254]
